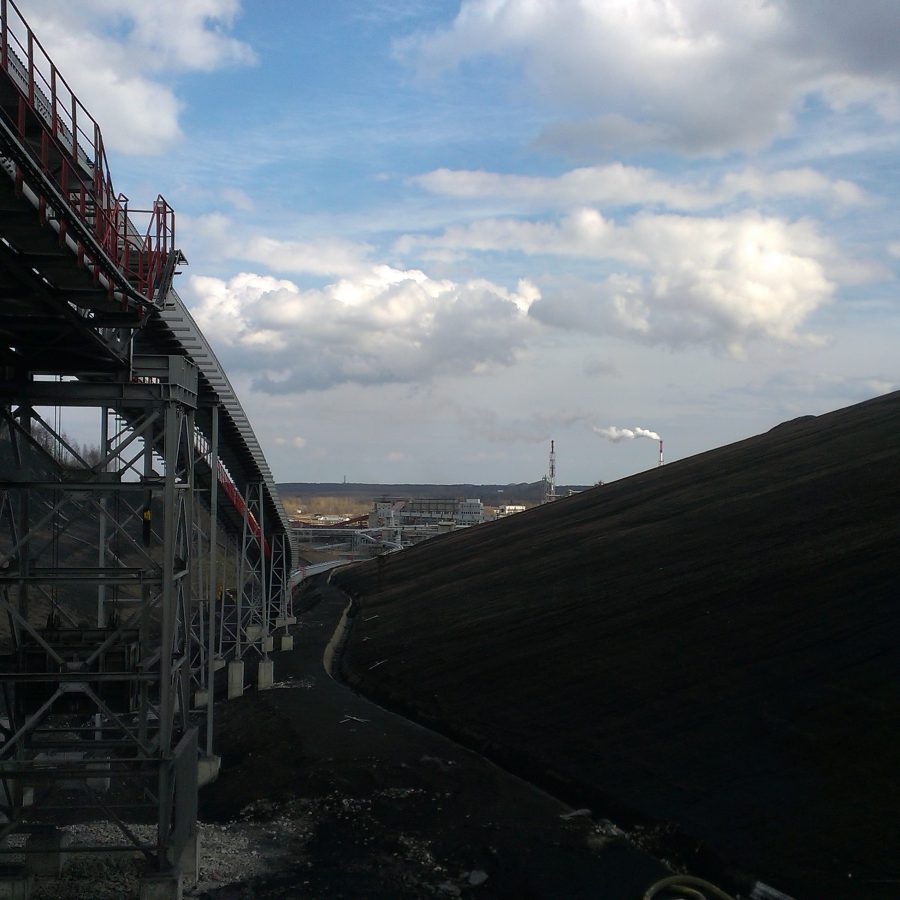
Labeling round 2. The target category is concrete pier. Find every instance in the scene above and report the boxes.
[198,754,221,787]
[227,660,245,699]
[192,690,209,709]
[257,659,274,690]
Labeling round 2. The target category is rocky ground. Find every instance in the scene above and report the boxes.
[17,581,686,899]
[193,582,678,899]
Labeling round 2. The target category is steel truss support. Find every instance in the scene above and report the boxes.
[188,492,210,703]
[218,482,269,660]
[268,532,294,633]
[0,358,203,874]
[204,406,219,756]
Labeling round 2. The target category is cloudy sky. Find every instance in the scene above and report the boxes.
[25,0,900,485]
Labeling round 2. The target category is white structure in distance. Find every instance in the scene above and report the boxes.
[495,504,526,518]
[370,497,485,528]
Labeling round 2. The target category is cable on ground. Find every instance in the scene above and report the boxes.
[643,873,736,900]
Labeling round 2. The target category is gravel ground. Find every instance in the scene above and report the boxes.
[6,820,274,898]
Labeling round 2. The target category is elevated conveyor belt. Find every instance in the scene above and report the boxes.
[142,289,291,545]
[0,0,290,559]
[0,1,297,887]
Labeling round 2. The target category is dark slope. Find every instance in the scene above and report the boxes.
[334,390,900,899]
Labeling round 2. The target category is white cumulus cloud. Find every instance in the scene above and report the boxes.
[410,164,869,211]
[399,209,836,355]
[20,0,254,154]
[187,267,539,392]
[400,0,900,155]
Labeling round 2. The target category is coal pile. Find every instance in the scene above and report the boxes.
[334,390,900,899]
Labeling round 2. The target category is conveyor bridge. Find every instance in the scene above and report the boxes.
[0,1,298,889]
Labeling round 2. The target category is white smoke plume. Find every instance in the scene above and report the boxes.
[593,425,661,442]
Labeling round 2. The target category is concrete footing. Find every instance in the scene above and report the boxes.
[192,690,209,709]
[25,827,71,877]
[178,830,200,884]
[257,659,274,690]
[86,763,110,793]
[262,636,274,653]
[227,660,244,699]
[137,831,197,898]
[275,616,296,628]
[278,634,294,651]
[198,754,221,788]
[138,871,182,900]
[212,657,226,672]
[0,865,33,899]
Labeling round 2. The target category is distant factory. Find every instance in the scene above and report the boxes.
[370,497,485,528]
[495,504,526,517]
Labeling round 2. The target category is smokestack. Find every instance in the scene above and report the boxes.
[658,439,664,467]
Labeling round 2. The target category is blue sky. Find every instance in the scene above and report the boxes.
[25,0,900,485]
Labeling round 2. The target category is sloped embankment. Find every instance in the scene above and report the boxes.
[334,391,900,899]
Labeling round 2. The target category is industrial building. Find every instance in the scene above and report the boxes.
[370,497,485,528]
[496,504,527,517]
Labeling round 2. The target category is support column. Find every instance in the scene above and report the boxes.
[205,405,219,760]
[158,401,178,754]
[269,532,294,651]
[97,406,108,628]
[227,659,244,699]
[234,482,269,664]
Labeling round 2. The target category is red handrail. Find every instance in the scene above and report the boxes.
[217,461,272,558]
[0,0,174,302]
[192,430,272,559]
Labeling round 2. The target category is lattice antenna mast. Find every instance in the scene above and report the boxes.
[544,439,557,503]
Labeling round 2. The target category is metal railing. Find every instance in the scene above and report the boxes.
[0,0,175,302]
